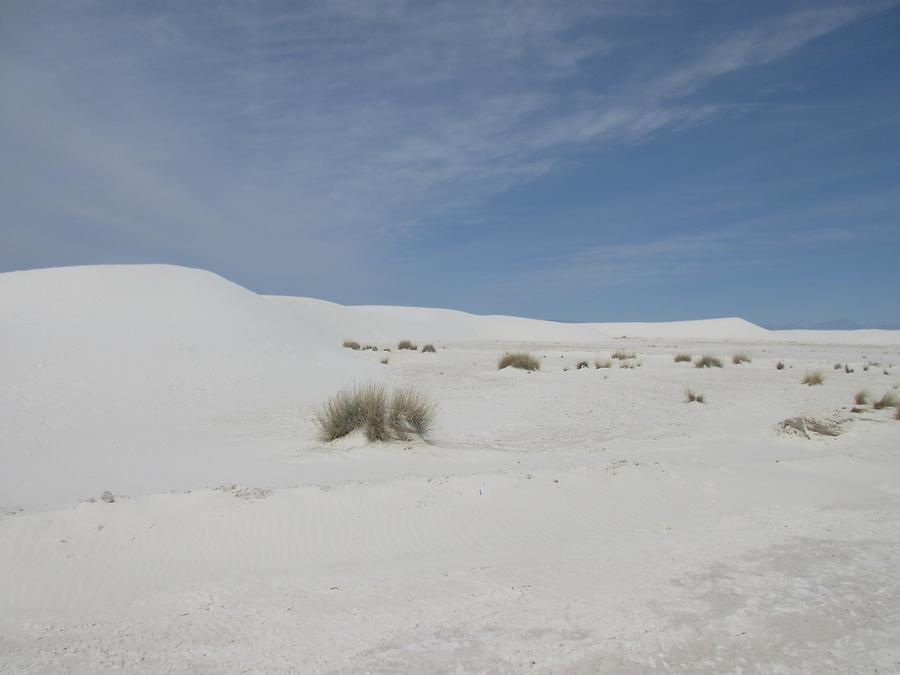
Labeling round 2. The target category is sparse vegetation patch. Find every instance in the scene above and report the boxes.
[498,352,541,371]
[421,344,436,353]
[594,359,612,369]
[315,383,435,442]
[732,352,751,365]
[398,340,417,350]
[802,371,825,386]
[854,389,869,405]
[873,392,898,410]
[612,350,636,360]
[674,353,692,363]
[342,340,361,350]
[695,355,723,368]
[685,389,705,403]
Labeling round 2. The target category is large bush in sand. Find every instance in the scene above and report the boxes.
[315,383,436,442]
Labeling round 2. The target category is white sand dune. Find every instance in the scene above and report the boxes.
[274,295,900,346]
[2,264,899,672]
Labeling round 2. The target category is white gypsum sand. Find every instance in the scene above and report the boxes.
[2,265,900,672]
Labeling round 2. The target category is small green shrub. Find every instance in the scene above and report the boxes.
[421,344,437,353]
[685,389,705,403]
[695,355,723,368]
[498,352,541,371]
[674,353,692,363]
[802,371,824,386]
[342,340,361,350]
[398,340,417,350]
[732,352,751,365]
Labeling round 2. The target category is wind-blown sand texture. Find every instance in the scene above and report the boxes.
[2,265,899,672]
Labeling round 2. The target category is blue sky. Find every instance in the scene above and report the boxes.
[2,1,898,326]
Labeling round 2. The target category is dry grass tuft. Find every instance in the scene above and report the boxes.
[380,357,389,365]
[619,360,635,369]
[576,360,589,369]
[612,350,636,360]
[833,362,843,370]
[421,344,437,353]
[873,392,898,410]
[732,352,751,365]
[342,340,361,350]
[388,386,437,439]
[695,355,723,368]
[398,340,417,350]
[315,383,435,442]
[685,389,705,403]
[498,352,541,371]
[854,389,869,405]
[802,371,825,386]
[363,345,378,351]
[594,359,612,369]
[674,353,692,363]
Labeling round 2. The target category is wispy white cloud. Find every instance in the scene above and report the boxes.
[0,0,887,293]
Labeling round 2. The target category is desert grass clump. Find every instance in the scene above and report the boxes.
[498,352,541,371]
[363,345,378,351]
[685,389,705,403]
[695,355,723,369]
[576,360,589,369]
[833,362,843,370]
[612,350,636,360]
[854,389,869,405]
[388,386,437,439]
[342,340,361,350]
[802,371,825,386]
[421,344,437,353]
[776,361,785,370]
[315,383,435,442]
[674,353,692,363]
[594,359,612,369]
[619,360,635,369]
[398,340,417,350]
[380,357,389,365]
[732,352,751,365]
[873,392,898,410]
